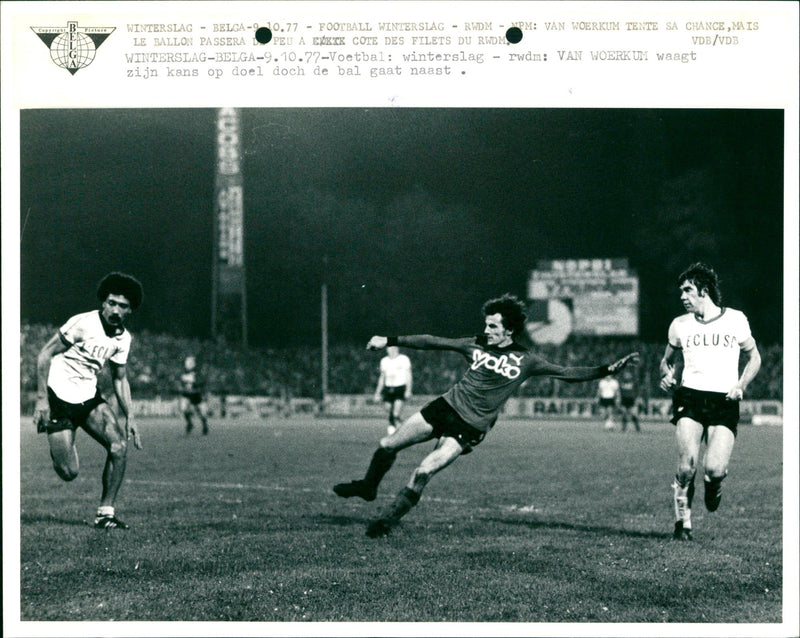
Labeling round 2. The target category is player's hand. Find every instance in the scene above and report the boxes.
[366,336,388,351]
[33,397,50,433]
[660,367,677,392]
[127,417,143,450]
[725,385,744,401]
[608,352,639,374]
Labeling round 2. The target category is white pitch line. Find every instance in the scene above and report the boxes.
[126,478,470,505]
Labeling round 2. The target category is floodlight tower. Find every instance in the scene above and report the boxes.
[211,107,248,347]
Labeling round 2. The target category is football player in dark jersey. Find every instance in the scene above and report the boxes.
[333,293,638,537]
[180,356,210,435]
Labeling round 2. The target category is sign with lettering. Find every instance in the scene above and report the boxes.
[528,258,639,337]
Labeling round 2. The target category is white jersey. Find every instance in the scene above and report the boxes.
[668,307,752,393]
[48,310,132,403]
[597,377,620,399]
[380,354,412,388]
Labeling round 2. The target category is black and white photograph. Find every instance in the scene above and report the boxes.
[3,2,798,637]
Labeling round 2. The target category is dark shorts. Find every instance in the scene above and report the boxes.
[46,387,105,434]
[381,385,406,402]
[620,396,636,409]
[670,386,739,436]
[420,396,487,454]
[599,397,616,408]
[182,391,204,405]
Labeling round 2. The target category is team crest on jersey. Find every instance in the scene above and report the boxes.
[471,350,523,379]
[31,21,115,75]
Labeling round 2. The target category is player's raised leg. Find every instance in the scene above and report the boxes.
[672,418,703,540]
[82,403,130,529]
[366,436,463,537]
[333,411,435,501]
[703,425,735,512]
[47,428,80,482]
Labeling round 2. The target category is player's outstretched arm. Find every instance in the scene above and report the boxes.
[531,351,639,383]
[366,336,388,350]
[367,334,474,355]
[607,352,640,374]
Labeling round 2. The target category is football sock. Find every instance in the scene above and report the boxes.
[363,448,396,488]
[96,505,114,518]
[380,487,420,523]
[672,474,694,529]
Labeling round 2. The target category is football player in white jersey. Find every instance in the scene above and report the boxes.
[373,346,413,435]
[659,263,761,540]
[33,272,144,529]
[596,375,620,430]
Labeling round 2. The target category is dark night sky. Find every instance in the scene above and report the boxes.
[19,108,784,346]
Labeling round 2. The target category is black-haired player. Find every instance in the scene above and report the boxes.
[660,263,761,541]
[33,272,144,529]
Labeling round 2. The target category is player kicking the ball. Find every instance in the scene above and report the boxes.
[333,293,639,537]
[33,272,144,529]
[660,263,761,541]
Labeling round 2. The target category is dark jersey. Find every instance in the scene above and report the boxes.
[180,370,205,398]
[619,378,638,400]
[397,334,611,432]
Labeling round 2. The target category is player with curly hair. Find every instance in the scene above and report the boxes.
[33,272,144,529]
[334,293,639,537]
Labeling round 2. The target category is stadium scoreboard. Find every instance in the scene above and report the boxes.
[527,258,639,344]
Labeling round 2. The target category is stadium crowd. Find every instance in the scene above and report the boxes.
[20,323,783,405]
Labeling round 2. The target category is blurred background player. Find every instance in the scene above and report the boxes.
[618,369,641,432]
[596,374,620,430]
[32,272,144,529]
[373,345,413,435]
[334,293,638,538]
[180,355,210,435]
[660,262,761,541]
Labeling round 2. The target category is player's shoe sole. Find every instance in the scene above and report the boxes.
[672,521,693,541]
[704,479,722,512]
[332,480,377,502]
[365,519,392,538]
[94,515,129,529]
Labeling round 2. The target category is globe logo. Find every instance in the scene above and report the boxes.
[32,22,115,75]
[49,31,96,74]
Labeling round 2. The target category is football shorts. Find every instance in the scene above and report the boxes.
[670,386,740,435]
[420,396,487,454]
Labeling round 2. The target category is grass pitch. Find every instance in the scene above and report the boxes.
[17,414,783,625]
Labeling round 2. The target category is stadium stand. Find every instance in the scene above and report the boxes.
[20,323,783,408]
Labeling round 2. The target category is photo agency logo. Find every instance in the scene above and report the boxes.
[31,21,115,74]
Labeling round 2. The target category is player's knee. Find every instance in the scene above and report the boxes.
[53,462,78,481]
[109,438,127,459]
[378,440,395,454]
[704,466,728,482]
[676,464,696,485]
[411,466,432,489]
